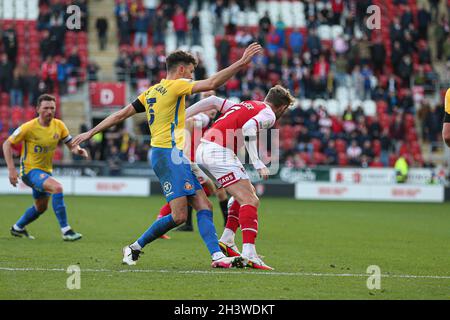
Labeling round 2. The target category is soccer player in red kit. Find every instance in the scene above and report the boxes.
[185,85,295,270]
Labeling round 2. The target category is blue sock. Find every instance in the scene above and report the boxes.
[52,193,69,229]
[197,210,221,255]
[137,214,177,248]
[16,206,43,229]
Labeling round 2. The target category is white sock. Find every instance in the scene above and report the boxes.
[242,243,257,258]
[61,226,71,234]
[130,241,142,251]
[219,228,235,245]
[13,224,23,231]
[212,251,226,261]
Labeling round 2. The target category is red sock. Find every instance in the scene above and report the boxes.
[239,204,258,244]
[202,184,212,197]
[157,203,172,219]
[225,199,240,233]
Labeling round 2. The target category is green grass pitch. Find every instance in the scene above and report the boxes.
[0,195,449,299]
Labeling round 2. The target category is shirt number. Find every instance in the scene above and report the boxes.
[147,98,156,125]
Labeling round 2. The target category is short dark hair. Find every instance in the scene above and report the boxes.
[166,50,197,72]
[37,94,56,107]
[265,85,295,108]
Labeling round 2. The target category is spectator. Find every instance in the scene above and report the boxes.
[435,17,449,61]
[152,9,167,46]
[0,53,13,93]
[288,27,304,56]
[227,0,240,35]
[87,61,100,82]
[95,17,109,51]
[212,0,226,36]
[217,37,230,68]
[347,140,362,166]
[397,55,413,87]
[417,6,431,40]
[115,50,131,81]
[306,28,322,59]
[10,69,26,107]
[25,69,41,106]
[172,6,188,47]
[57,57,69,95]
[371,39,386,74]
[2,25,18,68]
[324,140,338,165]
[118,9,131,45]
[107,145,122,176]
[134,11,150,48]
[67,47,82,81]
[259,11,272,36]
[41,56,58,93]
[190,12,201,46]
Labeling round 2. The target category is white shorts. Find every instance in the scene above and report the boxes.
[196,139,249,188]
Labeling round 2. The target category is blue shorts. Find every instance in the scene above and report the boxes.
[151,147,202,202]
[21,169,52,199]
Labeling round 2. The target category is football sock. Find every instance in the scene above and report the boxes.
[16,206,43,229]
[239,204,258,245]
[197,209,221,256]
[52,193,69,229]
[242,243,257,258]
[219,199,229,225]
[157,203,172,219]
[225,199,240,233]
[219,228,235,245]
[185,205,193,227]
[137,214,177,248]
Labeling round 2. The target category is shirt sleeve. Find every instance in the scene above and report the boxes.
[60,121,72,143]
[185,95,231,118]
[8,123,28,145]
[241,108,276,170]
[132,92,147,113]
[174,78,197,96]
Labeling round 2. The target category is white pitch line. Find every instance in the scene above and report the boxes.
[1,267,450,280]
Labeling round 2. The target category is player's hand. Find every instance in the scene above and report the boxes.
[72,132,92,147]
[257,167,270,180]
[76,147,89,159]
[239,42,263,66]
[8,168,19,187]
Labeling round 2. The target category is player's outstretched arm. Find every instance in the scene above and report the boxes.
[2,140,19,187]
[72,104,137,147]
[191,42,262,94]
[185,95,229,118]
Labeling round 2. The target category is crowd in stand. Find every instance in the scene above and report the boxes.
[0,0,88,109]
[105,0,450,169]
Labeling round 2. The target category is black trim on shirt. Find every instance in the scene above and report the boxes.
[132,99,146,113]
[444,112,450,123]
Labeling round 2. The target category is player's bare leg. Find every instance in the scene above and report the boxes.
[188,189,244,268]
[43,177,82,241]
[224,179,273,270]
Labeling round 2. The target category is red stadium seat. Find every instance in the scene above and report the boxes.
[335,139,347,153]
[338,153,348,166]
[311,138,322,152]
[372,140,381,156]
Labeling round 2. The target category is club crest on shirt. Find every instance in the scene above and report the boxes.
[163,181,172,194]
[39,173,46,180]
[53,133,60,140]
[184,182,193,191]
